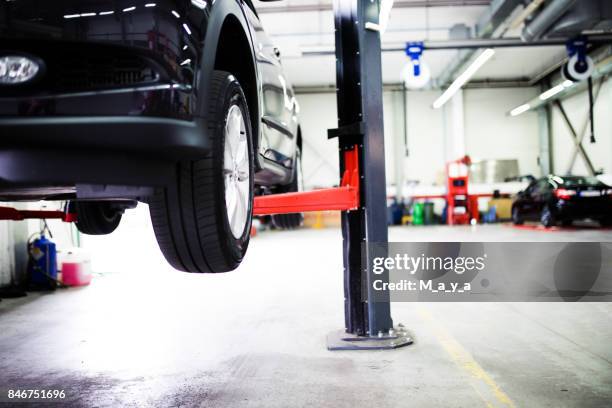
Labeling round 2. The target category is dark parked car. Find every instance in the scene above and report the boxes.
[512,175,612,228]
[0,0,303,273]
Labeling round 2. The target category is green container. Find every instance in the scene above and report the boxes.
[424,202,435,225]
[412,202,424,225]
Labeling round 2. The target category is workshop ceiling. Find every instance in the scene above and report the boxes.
[254,0,567,88]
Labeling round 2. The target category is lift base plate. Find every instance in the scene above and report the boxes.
[326,325,413,350]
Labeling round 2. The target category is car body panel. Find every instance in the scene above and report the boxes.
[0,0,298,198]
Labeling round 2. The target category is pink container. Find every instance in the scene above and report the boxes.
[61,262,92,286]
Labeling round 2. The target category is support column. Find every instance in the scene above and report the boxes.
[327,0,412,350]
[537,105,553,176]
[443,89,466,162]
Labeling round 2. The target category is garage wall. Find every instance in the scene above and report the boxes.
[464,87,541,178]
[0,221,15,287]
[550,76,612,177]
[297,86,540,189]
[0,215,28,288]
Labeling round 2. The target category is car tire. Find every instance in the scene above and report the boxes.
[511,206,524,225]
[149,71,254,273]
[541,206,555,228]
[271,149,304,230]
[73,201,122,235]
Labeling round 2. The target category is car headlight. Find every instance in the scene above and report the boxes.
[0,55,42,85]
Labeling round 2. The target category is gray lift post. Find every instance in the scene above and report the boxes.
[326,0,412,350]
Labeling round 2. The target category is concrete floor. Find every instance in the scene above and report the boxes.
[1,211,612,407]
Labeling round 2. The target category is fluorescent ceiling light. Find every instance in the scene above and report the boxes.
[539,84,565,100]
[80,13,96,17]
[183,24,192,35]
[64,14,80,19]
[433,48,495,109]
[191,0,207,9]
[509,79,577,117]
[99,10,114,15]
[539,80,573,101]
[510,104,530,116]
[145,3,156,7]
[123,6,136,12]
[172,10,181,18]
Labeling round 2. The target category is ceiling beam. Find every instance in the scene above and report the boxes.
[256,0,490,14]
[294,35,612,57]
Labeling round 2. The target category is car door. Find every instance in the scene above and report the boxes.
[241,0,299,169]
[530,179,552,218]
[517,181,537,219]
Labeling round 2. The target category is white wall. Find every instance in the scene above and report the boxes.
[464,87,541,178]
[550,77,612,176]
[296,86,541,190]
[0,222,15,287]
[0,207,29,288]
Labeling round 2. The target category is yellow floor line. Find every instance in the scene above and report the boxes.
[416,306,516,408]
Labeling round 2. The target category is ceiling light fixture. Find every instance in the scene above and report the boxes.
[191,0,207,9]
[509,79,576,116]
[510,104,530,116]
[432,48,495,109]
[539,79,573,101]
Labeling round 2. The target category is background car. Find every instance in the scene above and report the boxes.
[512,175,612,228]
[0,0,303,273]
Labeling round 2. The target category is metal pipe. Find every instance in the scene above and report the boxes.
[298,35,612,56]
[521,0,576,42]
[509,0,546,30]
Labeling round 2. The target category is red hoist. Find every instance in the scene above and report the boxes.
[446,155,477,225]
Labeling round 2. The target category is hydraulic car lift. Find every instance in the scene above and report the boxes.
[256,0,411,350]
[0,0,409,350]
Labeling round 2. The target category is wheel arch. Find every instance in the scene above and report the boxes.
[212,16,260,169]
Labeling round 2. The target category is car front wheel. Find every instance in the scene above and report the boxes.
[541,206,555,228]
[511,206,524,225]
[72,201,125,235]
[149,71,254,273]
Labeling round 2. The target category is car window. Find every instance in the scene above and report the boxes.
[562,176,604,188]
[534,180,550,194]
[525,181,537,194]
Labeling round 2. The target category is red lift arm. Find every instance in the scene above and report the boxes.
[253,145,360,216]
[0,147,360,222]
[0,206,76,222]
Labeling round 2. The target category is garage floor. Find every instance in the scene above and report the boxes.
[1,211,611,407]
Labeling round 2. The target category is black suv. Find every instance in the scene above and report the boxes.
[0,0,302,273]
[512,175,612,228]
